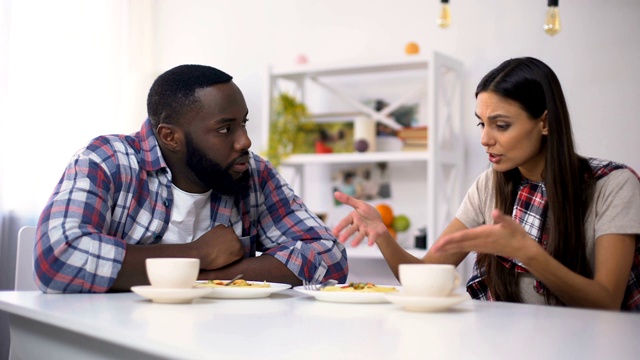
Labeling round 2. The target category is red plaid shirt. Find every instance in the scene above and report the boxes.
[467,158,640,311]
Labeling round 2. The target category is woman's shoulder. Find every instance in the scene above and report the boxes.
[471,167,494,187]
[596,168,640,191]
[590,159,640,205]
[587,157,640,182]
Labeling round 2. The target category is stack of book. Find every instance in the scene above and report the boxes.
[396,126,428,151]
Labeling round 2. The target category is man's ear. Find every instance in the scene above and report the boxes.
[156,123,183,152]
[540,110,549,135]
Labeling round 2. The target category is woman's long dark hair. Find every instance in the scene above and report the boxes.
[475,57,594,305]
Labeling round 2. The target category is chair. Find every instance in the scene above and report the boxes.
[14,226,38,291]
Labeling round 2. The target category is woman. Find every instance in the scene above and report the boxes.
[334,57,640,310]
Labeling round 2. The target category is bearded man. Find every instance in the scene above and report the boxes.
[35,64,348,293]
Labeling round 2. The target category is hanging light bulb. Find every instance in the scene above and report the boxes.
[544,0,561,36]
[437,0,451,29]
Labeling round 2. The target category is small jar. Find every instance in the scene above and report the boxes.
[414,227,427,249]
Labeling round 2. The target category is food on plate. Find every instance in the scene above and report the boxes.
[195,279,271,288]
[321,282,397,293]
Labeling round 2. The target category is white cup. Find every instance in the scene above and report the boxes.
[399,264,460,297]
[145,258,200,289]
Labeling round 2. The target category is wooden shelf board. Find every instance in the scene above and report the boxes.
[280,151,429,165]
[271,57,430,78]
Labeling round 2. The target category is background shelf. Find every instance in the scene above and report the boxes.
[264,52,465,249]
[271,57,431,78]
[281,151,429,166]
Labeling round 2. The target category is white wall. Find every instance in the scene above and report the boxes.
[151,0,640,183]
[149,0,640,279]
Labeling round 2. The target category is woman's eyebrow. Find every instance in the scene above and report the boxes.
[475,113,510,121]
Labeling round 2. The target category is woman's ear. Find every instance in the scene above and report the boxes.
[540,110,549,135]
[156,123,183,152]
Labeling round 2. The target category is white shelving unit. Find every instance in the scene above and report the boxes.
[262,52,465,251]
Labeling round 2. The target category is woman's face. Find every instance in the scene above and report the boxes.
[475,91,548,181]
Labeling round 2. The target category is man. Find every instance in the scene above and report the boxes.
[35,64,348,293]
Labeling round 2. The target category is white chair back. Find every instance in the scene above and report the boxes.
[14,226,38,291]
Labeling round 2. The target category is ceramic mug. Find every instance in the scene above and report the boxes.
[145,258,200,289]
[399,263,460,297]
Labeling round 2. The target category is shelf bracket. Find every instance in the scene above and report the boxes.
[309,76,403,130]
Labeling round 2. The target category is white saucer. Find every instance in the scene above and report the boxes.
[131,286,214,304]
[384,292,470,312]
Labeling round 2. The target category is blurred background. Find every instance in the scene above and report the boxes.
[1,1,639,356]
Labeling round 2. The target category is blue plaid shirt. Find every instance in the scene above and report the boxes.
[35,119,348,293]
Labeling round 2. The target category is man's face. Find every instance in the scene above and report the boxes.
[182,82,252,195]
[184,131,250,196]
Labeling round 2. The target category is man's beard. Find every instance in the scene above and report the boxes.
[184,133,250,197]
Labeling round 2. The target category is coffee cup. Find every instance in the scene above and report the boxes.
[145,258,200,289]
[399,264,460,297]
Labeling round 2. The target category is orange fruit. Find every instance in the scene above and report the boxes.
[405,42,420,55]
[375,204,394,227]
[388,227,397,240]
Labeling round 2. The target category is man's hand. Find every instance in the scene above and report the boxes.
[191,224,244,269]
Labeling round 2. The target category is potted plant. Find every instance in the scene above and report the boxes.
[266,93,310,167]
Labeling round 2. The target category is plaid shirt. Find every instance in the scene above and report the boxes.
[467,158,640,311]
[35,119,348,293]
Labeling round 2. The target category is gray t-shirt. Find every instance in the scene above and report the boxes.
[456,168,640,305]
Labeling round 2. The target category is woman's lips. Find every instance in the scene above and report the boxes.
[488,153,502,163]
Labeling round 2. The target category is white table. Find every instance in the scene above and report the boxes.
[1,290,638,360]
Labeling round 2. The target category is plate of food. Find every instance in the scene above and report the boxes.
[293,282,399,304]
[195,279,291,299]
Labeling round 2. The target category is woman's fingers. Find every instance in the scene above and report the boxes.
[351,232,368,247]
[333,213,353,235]
[334,191,357,207]
[431,225,494,254]
[333,191,384,247]
[337,221,359,243]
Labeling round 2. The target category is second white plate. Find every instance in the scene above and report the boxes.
[196,281,292,299]
[293,285,399,304]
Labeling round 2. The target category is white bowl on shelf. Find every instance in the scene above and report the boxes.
[375,136,404,152]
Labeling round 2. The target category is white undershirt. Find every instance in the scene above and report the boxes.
[161,184,212,244]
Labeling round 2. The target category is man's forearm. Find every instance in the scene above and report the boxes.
[198,255,302,286]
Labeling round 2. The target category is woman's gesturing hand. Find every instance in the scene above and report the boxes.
[431,209,537,262]
[332,191,391,247]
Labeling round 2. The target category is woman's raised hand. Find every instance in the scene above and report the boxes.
[431,209,537,261]
[332,191,392,247]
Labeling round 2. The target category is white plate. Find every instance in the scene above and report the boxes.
[196,281,292,299]
[131,286,214,304]
[293,285,399,304]
[384,292,470,312]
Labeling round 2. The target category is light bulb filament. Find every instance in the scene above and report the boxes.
[437,3,451,28]
[544,5,561,35]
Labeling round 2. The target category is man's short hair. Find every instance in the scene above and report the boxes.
[147,64,233,128]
